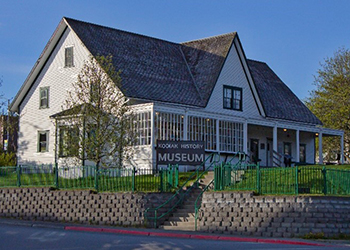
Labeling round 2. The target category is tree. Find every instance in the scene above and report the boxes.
[305,48,350,162]
[58,55,136,169]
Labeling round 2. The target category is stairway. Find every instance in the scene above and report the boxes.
[160,171,214,231]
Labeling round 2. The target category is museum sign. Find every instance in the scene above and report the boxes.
[156,140,205,165]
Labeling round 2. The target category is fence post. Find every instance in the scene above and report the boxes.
[175,164,179,188]
[132,167,136,192]
[257,163,261,194]
[17,165,21,187]
[94,166,99,192]
[159,169,164,192]
[322,166,327,195]
[55,163,59,189]
[295,165,299,195]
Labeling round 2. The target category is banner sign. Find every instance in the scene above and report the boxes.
[156,140,205,165]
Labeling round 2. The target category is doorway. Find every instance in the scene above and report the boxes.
[266,138,273,166]
[250,139,259,164]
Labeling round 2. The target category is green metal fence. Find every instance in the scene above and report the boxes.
[0,164,179,193]
[214,164,350,196]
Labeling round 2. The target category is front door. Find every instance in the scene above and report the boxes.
[250,139,259,164]
[266,138,273,166]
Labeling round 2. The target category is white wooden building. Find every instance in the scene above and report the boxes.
[9,17,344,169]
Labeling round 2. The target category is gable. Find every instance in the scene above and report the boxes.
[204,37,263,118]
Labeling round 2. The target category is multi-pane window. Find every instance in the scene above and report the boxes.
[219,121,243,152]
[59,126,79,157]
[187,116,217,151]
[38,131,49,152]
[155,112,184,141]
[65,47,74,67]
[134,112,152,145]
[39,87,49,109]
[223,86,242,111]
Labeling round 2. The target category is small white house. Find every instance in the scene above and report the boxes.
[10,17,344,169]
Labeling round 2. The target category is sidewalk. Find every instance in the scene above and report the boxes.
[0,218,348,248]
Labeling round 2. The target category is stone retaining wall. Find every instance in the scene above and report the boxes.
[0,188,175,227]
[199,192,350,237]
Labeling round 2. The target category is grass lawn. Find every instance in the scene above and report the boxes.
[220,165,350,195]
[0,168,203,193]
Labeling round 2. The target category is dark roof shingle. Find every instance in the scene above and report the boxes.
[65,18,321,125]
[247,59,322,125]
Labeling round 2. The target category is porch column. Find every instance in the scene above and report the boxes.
[243,120,248,154]
[151,107,155,169]
[273,124,278,166]
[216,119,220,152]
[318,132,323,164]
[341,134,344,164]
[296,130,300,164]
[183,112,188,140]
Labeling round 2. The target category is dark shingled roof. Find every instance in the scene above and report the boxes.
[181,33,235,104]
[66,18,202,107]
[247,59,322,125]
[65,17,321,125]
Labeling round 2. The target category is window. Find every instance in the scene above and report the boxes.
[59,126,79,157]
[39,87,49,109]
[65,47,74,67]
[134,112,152,145]
[219,120,243,152]
[300,144,306,163]
[284,142,292,156]
[187,116,217,151]
[223,86,242,111]
[155,112,184,141]
[38,131,49,152]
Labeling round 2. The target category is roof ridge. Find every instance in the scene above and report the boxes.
[64,17,181,46]
[178,46,204,103]
[181,32,236,44]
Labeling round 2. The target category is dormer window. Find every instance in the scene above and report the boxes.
[223,86,242,111]
[65,47,74,67]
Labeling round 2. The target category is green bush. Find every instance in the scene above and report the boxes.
[0,152,16,167]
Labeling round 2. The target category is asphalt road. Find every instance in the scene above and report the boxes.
[0,224,347,250]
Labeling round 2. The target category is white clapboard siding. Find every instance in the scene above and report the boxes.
[18,27,90,165]
[204,39,261,118]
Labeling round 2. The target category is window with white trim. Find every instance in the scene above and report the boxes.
[219,121,243,152]
[155,112,184,141]
[38,130,49,153]
[65,47,74,67]
[134,111,152,145]
[187,116,217,151]
[39,87,49,109]
[223,85,242,111]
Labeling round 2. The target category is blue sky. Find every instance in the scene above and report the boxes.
[1,0,350,104]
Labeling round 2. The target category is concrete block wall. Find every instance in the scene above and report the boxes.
[0,188,175,227]
[199,192,350,237]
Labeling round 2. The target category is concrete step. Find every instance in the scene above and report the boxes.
[163,216,195,223]
[170,211,195,217]
[161,225,195,231]
[163,220,195,226]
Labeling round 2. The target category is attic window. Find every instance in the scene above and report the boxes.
[223,86,242,111]
[65,47,74,67]
[39,87,49,109]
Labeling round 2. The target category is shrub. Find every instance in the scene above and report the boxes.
[0,152,16,166]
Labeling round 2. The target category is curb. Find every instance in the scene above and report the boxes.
[65,226,328,247]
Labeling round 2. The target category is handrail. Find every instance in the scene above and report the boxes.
[194,178,214,231]
[144,153,220,228]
